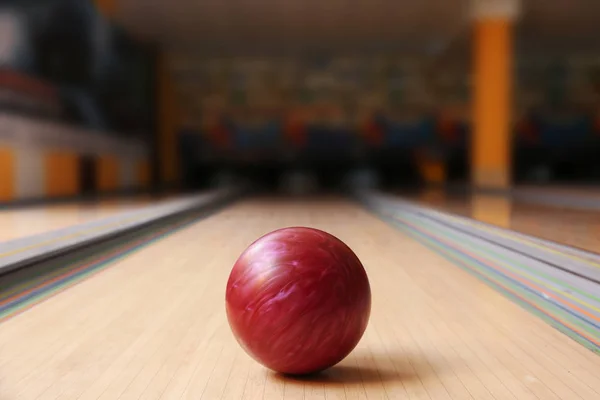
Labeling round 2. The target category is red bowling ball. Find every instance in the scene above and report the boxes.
[225,227,371,375]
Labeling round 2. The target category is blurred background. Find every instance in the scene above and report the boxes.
[1,0,600,200]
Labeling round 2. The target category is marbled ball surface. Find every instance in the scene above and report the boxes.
[226,227,371,375]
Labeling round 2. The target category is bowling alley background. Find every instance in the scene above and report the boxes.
[174,55,600,187]
[0,0,153,202]
[2,0,600,201]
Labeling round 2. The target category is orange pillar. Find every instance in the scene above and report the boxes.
[0,147,15,202]
[44,151,80,197]
[97,155,120,192]
[157,52,180,188]
[471,0,519,190]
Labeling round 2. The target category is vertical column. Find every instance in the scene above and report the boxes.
[471,0,520,190]
[44,151,80,197]
[97,155,119,192]
[0,146,15,202]
[157,51,180,188]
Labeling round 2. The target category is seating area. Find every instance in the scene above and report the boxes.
[179,108,600,183]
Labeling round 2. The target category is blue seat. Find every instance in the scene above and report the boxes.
[537,115,592,149]
[231,121,282,151]
[383,117,436,148]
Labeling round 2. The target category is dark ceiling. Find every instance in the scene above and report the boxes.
[117,0,469,55]
[115,0,600,124]
[117,0,600,56]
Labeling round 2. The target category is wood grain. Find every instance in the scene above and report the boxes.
[0,197,598,399]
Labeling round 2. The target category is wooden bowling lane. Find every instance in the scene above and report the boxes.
[1,198,599,399]
[517,184,600,201]
[412,189,600,254]
[0,196,166,242]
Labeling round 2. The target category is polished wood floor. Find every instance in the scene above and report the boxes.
[412,190,600,253]
[518,185,600,200]
[0,198,599,399]
[0,197,168,242]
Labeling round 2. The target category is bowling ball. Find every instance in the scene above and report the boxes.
[226,227,371,375]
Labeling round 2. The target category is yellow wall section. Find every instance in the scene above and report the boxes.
[0,147,15,201]
[97,156,119,192]
[44,152,79,197]
[472,18,513,190]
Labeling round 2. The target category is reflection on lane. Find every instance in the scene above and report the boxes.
[471,195,512,228]
[518,185,600,200]
[410,188,600,254]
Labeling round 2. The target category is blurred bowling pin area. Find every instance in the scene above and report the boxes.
[1,0,600,398]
